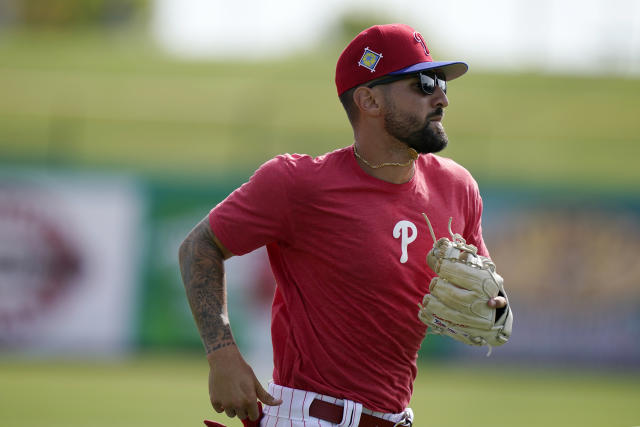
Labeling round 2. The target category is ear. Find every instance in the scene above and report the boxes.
[353,86,384,117]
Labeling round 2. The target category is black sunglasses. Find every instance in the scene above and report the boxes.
[367,71,447,95]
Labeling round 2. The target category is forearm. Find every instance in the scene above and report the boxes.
[178,218,235,355]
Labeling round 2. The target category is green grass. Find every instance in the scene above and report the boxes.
[1,355,638,427]
[1,29,639,190]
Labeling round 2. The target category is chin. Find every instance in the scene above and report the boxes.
[410,140,446,155]
[410,126,448,154]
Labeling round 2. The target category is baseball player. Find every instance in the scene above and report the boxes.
[179,24,511,427]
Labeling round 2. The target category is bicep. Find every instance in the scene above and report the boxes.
[194,216,235,260]
[180,216,235,263]
[208,156,296,255]
[212,232,234,260]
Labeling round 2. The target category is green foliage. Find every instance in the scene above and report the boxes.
[15,0,149,28]
[0,29,639,192]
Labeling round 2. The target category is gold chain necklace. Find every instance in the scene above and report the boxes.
[353,144,418,169]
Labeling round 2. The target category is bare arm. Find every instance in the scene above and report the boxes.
[178,216,281,421]
[178,216,235,354]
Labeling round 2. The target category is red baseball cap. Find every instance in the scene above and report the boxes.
[335,23,468,96]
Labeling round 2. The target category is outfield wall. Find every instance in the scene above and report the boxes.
[1,168,638,371]
[0,169,144,354]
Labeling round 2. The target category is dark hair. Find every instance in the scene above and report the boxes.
[338,86,359,125]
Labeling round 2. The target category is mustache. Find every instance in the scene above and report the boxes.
[426,108,445,120]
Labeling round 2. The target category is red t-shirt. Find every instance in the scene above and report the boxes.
[209,146,488,413]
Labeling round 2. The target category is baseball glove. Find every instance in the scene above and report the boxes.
[418,214,513,355]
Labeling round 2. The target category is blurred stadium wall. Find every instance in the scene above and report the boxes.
[0,0,639,375]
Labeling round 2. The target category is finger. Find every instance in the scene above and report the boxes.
[256,381,282,406]
[224,408,237,418]
[210,398,224,413]
[247,401,260,421]
[488,296,507,308]
[236,408,248,420]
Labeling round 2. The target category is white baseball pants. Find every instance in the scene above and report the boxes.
[260,382,414,427]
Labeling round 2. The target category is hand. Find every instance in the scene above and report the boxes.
[488,296,507,309]
[207,346,282,421]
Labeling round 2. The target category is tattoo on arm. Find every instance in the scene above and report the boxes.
[179,218,234,354]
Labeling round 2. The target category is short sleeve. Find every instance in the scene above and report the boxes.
[209,155,295,256]
[463,179,490,258]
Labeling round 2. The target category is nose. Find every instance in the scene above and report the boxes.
[431,86,449,108]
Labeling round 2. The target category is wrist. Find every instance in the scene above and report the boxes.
[206,343,239,367]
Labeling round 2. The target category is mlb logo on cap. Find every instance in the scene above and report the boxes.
[359,47,383,72]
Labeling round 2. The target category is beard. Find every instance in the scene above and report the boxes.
[383,105,448,154]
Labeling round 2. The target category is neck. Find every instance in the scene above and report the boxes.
[352,140,417,184]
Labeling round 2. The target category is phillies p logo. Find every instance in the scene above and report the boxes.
[393,220,417,263]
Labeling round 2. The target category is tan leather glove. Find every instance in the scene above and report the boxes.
[418,214,513,355]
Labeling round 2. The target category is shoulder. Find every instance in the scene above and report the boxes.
[251,153,306,181]
[420,154,479,190]
[420,153,473,177]
[246,148,351,202]
[259,147,352,179]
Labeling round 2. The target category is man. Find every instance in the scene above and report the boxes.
[179,23,506,426]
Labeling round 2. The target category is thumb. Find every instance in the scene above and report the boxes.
[255,380,282,406]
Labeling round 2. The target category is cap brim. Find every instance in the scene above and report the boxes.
[389,61,468,81]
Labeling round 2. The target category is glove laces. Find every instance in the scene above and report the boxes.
[423,213,479,254]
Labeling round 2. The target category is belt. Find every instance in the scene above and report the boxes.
[308,399,411,427]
